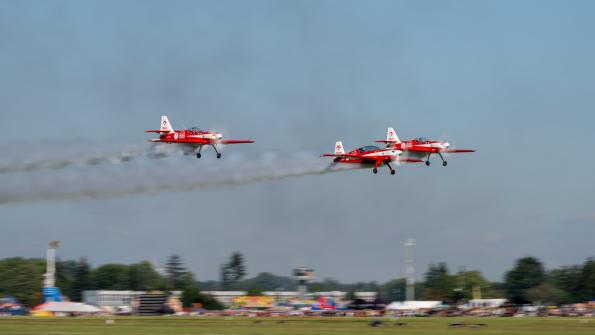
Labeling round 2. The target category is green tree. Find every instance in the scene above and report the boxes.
[309,278,342,292]
[345,290,356,301]
[423,263,456,302]
[70,258,92,301]
[181,272,201,308]
[55,259,77,300]
[526,282,570,305]
[220,264,233,290]
[548,265,583,303]
[349,281,381,293]
[220,252,246,290]
[197,293,224,310]
[165,255,186,290]
[236,272,296,291]
[92,264,130,290]
[128,261,163,291]
[488,282,507,298]
[504,257,546,304]
[228,252,246,282]
[0,258,46,307]
[181,272,223,310]
[578,258,595,301]
[246,285,263,296]
[454,270,492,300]
[379,278,406,302]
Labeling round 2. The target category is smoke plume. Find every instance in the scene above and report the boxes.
[0,146,358,205]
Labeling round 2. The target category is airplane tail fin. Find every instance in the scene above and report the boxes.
[160,116,174,133]
[334,141,345,155]
[387,127,401,143]
[376,127,401,145]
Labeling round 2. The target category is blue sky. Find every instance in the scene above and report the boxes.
[0,0,594,282]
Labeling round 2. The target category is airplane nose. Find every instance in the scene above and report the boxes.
[216,134,223,139]
[444,142,450,148]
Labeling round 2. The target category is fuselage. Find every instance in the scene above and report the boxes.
[334,145,400,165]
[158,127,223,142]
[389,138,450,153]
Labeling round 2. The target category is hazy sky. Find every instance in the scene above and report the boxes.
[1,0,594,283]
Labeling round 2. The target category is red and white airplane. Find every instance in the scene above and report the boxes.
[321,141,423,175]
[376,127,475,166]
[146,116,254,159]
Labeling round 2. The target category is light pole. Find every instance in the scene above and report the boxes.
[405,239,416,302]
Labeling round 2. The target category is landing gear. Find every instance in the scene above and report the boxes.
[211,144,222,159]
[373,160,383,175]
[196,153,201,159]
[386,162,396,175]
[438,153,447,167]
[425,161,430,166]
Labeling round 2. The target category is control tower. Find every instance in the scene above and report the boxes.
[42,240,63,302]
[292,267,314,299]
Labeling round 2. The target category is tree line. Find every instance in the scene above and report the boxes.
[0,253,593,308]
[0,255,222,309]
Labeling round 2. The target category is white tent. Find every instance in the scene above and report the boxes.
[36,302,101,313]
[386,301,442,311]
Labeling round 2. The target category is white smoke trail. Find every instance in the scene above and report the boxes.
[0,152,360,205]
[0,143,179,174]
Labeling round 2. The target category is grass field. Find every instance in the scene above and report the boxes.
[0,317,592,335]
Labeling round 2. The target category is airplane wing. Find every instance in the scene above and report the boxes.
[404,146,436,153]
[370,145,438,153]
[444,149,475,153]
[150,138,210,144]
[395,147,474,153]
[216,140,255,144]
[321,154,395,164]
[321,153,367,159]
[396,157,424,163]
[151,138,254,145]
[146,130,169,133]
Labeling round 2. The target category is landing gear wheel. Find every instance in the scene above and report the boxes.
[425,161,430,166]
[216,153,222,159]
[391,170,396,175]
[372,168,378,174]
[196,153,201,159]
[442,161,447,166]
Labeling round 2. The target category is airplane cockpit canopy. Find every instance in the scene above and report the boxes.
[414,137,429,143]
[357,145,380,153]
[188,127,204,134]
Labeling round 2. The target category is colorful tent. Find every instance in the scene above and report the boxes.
[33,302,101,314]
